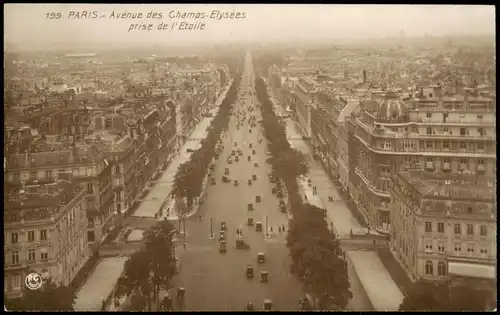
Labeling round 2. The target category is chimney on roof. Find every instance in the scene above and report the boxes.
[464,88,471,108]
[433,84,442,99]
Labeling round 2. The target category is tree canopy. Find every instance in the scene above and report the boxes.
[399,280,492,311]
[5,280,76,311]
[115,219,178,311]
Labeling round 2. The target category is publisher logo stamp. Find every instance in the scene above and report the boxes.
[25,273,43,290]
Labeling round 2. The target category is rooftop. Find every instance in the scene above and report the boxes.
[5,179,84,211]
[399,170,495,201]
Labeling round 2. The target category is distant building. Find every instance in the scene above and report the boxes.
[4,179,88,298]
[64,53,97,58]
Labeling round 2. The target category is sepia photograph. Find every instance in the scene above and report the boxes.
[3,3,496,312]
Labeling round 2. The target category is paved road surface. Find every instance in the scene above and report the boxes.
[172,53,304,311]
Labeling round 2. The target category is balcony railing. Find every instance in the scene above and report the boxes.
[442,162,451,170]
[426,162,435,169]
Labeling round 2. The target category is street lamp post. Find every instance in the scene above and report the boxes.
[209,218,215,239]
[265,216,269,238]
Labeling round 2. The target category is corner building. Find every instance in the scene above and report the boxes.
[346,87,496,235]
[389,170,496,301]
[4,180,88,298]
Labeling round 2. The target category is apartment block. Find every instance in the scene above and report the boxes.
[389,170,496,295]
[4,180,88,298]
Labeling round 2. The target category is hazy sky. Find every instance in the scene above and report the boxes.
[4,4,495,48]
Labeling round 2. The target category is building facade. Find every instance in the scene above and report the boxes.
[337,122,350,191]
[389,170,496,297]
[347,87,496,235]
[5,141,114,252]
[4,180,88,298]
[309,92,347,179]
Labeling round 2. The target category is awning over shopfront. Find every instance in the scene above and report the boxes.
[448,261,496,280]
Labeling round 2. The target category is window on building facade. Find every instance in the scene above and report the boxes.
[443,141,450,149]
[437,222,445,233]
[115,165,120,174]
[460,158,467,165]
[45,170,53,179]
[466,243,475,253]
[437,262,446,276]
[460,128,466,136]
[40,248,48,260]
[437,243,446,253]
[12,273,21,290]
[467,206,473,214]
[443,158,451,165]
[425,222,432,233]
[28,249,36,262]
[11,251,19,265]
[87,183,93,194]
[466,224,474,235]
[426,127,432,135]
[453,242,462,253]
[459,142,466,149]
[479,247,488,255]
[11,232,18,244]
[30,171,37,181]
[477,142,484,150]
[28,231,35,242]
[480,225,487,236]
[40,229,47,241]
[426,113,432,118]
[477,128,484,136]
[477,159,485,165]
[454,223,461,235]
[425,261,433,275]
[88,231,95,242]
[426,141,433,149]
[425,239,433,252]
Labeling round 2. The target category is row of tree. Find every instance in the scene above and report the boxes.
[112,219,178,311]
[171,65,243,207]
[254,74,353,310]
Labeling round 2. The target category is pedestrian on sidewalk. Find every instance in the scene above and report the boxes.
[270,226,273,233]
[282,225,286,232]
[183,243,186,250]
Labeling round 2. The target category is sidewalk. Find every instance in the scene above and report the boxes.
[346,251,404,311]
[74,257,128,311]
[132,82,232,219]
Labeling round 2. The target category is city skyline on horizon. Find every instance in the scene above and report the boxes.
[5,4,495,51]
